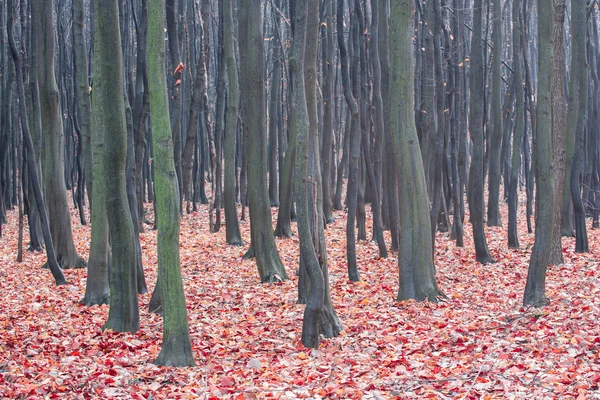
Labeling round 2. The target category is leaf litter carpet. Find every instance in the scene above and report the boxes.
[1,200,600,399]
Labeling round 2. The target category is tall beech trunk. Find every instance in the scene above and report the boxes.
[337,0,361,282]
[147,0,196,366]
[223,0,243,245]
[487,0,503,227]
[8,0,68,286]
[523,0,554,307]
[508,0,522,250]
[548,0,567,265]
[390,0,444,302]
[467,0,494,264]
[34,0,86,270]
[239,0,288,283]
[94,0,139,332]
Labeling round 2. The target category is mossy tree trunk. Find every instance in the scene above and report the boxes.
[389,0,444,302]
[147,0,195,367]
[239,0,288,283]
[94,0,139,333]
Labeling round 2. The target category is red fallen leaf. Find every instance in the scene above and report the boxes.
[220,375,235,387]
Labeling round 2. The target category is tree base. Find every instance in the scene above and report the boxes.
[80,293,109,307]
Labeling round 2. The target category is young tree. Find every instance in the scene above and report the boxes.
[508,0,523,249]
[389,0,444,301]
[467,0,494,264]
[548,0,567,265]
[523,0,554,307]
[239,0,288,282]
[94,0,139,332]
[487,0,503,227]
[33,0,86,270]
[147,0,195,366]
[8,0,68,286]
[223,0,243,246]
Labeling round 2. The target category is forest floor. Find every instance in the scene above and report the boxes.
[1,196,600,399]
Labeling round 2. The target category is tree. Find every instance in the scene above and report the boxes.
[523,0,554,307]
[223,0,243,246]
[147,0,195,366]
[7,0,68,286]
[33,0,86,270]
[548,0,567,265]
[239,0,289,283]
[467,0,494,264]
[508,0,523,249]
[337,0,361,282]
[389,0,444,301]
[94,0,139,332]
[487,0,503,227]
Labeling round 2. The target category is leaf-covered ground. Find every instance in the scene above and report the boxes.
[1,198,599,399]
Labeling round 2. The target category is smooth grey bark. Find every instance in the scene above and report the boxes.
[34,0,86,270]
[523,0,554,307]
[548,0,567,265]
[223,0,243,245]
[467,0,494,264]
[95,0,139,332]
[8,0,68,286]
[239,0,288,282]
[390,0,444,302]
[508,0,522,250]
[486,0,503,227]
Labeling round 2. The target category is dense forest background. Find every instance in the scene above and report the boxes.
[0,0,599,397]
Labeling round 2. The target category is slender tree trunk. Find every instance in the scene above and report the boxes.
[8,0,68,286]
[467,0,494,264]
[523,0,554,307]
[34,0,86,270]
[147,0,196,366]
[223,0,243,245]
[548,0,568,265]
[94,0,139,332]
[239,0,288,282]
[487,0,503,227]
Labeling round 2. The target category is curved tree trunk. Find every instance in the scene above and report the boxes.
[390,0,444,302]
[8,0,68,286]
[34,0,86,270]
[147,0,196,366]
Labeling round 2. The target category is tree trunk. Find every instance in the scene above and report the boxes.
[147,0,196,366]
[94,0,139,332]
[223,0,243,245]
[239,0,288,283]
[390,0,444,302]
[487,0,503,227]
[34,0,86,270]
[523,0,554,307]
[467,0,494,264]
